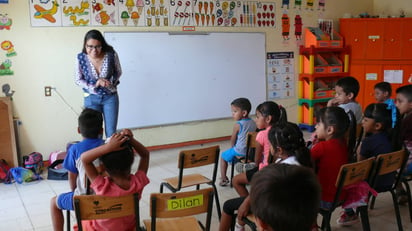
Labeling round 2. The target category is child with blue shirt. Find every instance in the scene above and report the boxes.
[50,108,105,231]
[219,98,256,186]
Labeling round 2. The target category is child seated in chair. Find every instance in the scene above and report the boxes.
[50,108,105,231]
[395,85,412,204]
[337,103,397,226]
[250,164,320,231]
[310,107,350,228]
[219,97,256,186]
[80,129,150,231]
[327,76,363,124]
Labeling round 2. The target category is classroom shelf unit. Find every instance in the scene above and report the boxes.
[339,18,412,109]
[298,45,350,131]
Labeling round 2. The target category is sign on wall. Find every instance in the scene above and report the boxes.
[28,0,276,27]
[267,52,294,99]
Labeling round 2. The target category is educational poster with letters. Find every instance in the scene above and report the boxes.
[28,0,276,27]
[267,52,294,99]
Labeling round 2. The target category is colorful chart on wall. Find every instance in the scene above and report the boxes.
[267,52,294,99]
[29,0,63,27]
[28,0,276,27]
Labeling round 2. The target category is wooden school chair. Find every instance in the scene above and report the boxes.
[400,148,412,223]
[144,187,214,231]
[345,110,358,163]
[319,157,375,231]
[66,176,92,231]
[368,149,408,231]
[230,131,258,187]
[159,145,221,219]
[73,193,142,231]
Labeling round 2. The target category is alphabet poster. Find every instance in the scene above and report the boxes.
[267,51,294,99]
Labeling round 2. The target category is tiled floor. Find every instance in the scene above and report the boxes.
[0,139,412,231]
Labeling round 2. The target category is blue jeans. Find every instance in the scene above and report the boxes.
[84,93,119,138]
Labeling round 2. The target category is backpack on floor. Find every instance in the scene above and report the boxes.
[0,159,11,183]
[23,152,44,175]
[48,151,67,169]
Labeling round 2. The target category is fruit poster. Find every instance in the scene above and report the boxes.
[28,0,276,27]
[267,52,294,99]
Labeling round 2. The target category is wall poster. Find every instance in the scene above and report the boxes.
[267,51,294,99]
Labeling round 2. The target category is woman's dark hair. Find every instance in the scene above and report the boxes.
[82,29,114,53]
[99,142,134,177]
[268,122,313,168]
[316,106,349,139]
[256,101,287,126]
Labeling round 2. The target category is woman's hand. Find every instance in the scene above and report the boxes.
[95,78,111,87]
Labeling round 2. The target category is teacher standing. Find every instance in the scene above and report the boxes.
[75,29,122,138]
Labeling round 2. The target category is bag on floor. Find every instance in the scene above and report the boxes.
[48,150,66,169]
[23,152,44,175]
[47,159,68,180]
[0,159,11,183]
[9,167,41,184]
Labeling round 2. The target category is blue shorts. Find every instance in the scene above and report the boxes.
[221,148,243,163]
[56,192,74,210]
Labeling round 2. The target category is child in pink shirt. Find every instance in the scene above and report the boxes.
[80,129,150,231]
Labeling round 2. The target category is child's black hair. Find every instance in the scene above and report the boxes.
[231,98,252,114]
[268,122,313,168]
[99,142,134,177]
[78,108,103,139]
[316,106,350,139]
[364,103,401,151]
[250,164,320,231]
[374,82,392,97]
[256,101,287,126]
[396,85,412,102]
[364,103,392,133]
[336,76,360,99]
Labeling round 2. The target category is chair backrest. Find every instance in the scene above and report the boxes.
[149,187,214,231]
[178,145,220,169]
[345,110,358,163]
[245,132,258,161]
[371,149,408,190]
[331,157,375,208]
[74,193,140,231]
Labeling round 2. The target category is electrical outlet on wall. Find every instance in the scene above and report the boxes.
[44,86,52,96]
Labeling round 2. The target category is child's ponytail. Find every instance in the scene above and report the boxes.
[268,122,313,168]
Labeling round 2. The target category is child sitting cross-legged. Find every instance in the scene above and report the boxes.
[79,129,150,231]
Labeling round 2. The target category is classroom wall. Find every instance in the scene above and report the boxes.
[0,0,383,157]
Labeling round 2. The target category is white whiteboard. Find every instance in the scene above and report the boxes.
[105,32,266,129]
